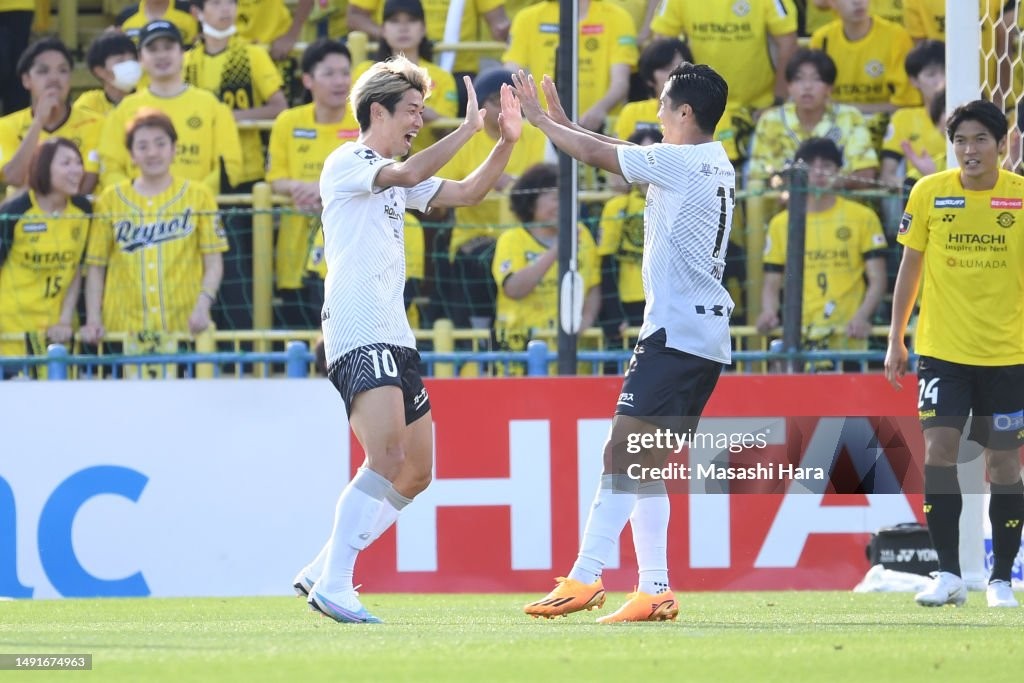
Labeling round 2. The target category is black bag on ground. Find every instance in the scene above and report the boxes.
[865,523,938,576]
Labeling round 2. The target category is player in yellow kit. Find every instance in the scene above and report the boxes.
[99,21,243,194]
[0,138,90,377]
[756,138,887,367]
[266,39,360,327]
[82,110,227,360]
[886,100,1024,610]
[503,0,637,132]
[0,38,102,193]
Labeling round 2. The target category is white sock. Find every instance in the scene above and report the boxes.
[369,486,413,541]
[631,480,670,595]
[317,468,392,595]
[302,541,330,582]
[568,474,638,584]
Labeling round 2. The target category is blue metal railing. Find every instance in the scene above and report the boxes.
[0,340,904,380]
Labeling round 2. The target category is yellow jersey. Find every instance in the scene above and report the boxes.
[809,16,920,108]
[597,186,644,303]
[492,224,600,351]
[73,89,119,120]
[503,0,639,117]
[903,0,945,40]
[650,0,798,110]
[184,38,284,184]
[0,106,103,181]
[116,1,199,46]
[99,85,243,193]
[898,168,1024,366]
[613,98,753,162]
[86,177,228,333]
[747,102,878,182]
[236,0,293,45]
[307,211,425,327]
[437,122,550,256]
[764,196,887,347]
[266,102,360,290]
[881,106,947,180]
[0,191,91,356]
[350,0,505,73]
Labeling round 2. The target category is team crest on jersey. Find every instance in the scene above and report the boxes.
[732,0,751,17]
[293,128,317,139]
[585,38,599,51]
[187,116,202,129]
[996,212,1016,228]
[835,226,851,241]
[114,208,196,253]
[898,212,912,235]
[864,60,884,78]
[991,197,1023,209]
[21,222,47,233]
[934,196,965,208]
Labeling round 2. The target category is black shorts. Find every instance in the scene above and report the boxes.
[614,328,724,429]
[916,356,1024,450]
[327,343,431,425]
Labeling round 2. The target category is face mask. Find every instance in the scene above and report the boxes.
[202,21,237,40]
[111,60,142,92]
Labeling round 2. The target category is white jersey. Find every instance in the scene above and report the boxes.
[616,141,735,363]
[319,142,443,364]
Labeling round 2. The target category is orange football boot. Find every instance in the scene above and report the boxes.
[524,577,606,618]
[596,589,679,623]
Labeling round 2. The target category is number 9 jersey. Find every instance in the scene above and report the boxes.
[0,191,92,356]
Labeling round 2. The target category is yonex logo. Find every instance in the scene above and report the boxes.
[933,197,965,208]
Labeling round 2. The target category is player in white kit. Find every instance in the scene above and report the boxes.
[512,64,734,622]
[295,55,522,623]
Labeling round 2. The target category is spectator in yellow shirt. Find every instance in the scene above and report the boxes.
[116,0,200,47]
[75,33,142,120]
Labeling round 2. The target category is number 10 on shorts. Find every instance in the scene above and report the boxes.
[369,348,398,378]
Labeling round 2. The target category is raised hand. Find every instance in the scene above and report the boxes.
[540,76,572,127]
[463,74,486,132]
[510,70,546,126]
[496,83,522,143]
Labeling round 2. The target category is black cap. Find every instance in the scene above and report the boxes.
[473,68,514,103]
[138,20,184,49]
[383,0,425,22]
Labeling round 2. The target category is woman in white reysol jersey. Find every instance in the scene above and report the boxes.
[295,55,522,624]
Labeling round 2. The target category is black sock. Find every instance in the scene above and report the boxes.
[924,464,962,576]
[988,479,1024,583]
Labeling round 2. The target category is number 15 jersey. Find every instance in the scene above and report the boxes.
[616,140,736,364]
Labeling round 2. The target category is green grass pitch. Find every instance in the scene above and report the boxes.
[2,592,1022,682]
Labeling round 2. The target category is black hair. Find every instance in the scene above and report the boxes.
[16,37,74,79]
[627,127,663,145]
[946,99,1007,143]
[662,62,728,135]
[784,48,837,86]
[85,32,138,72]
[509,163,559,225]
[638,38,692,98]
[301,38,352,75]
[376,14,434,62]
[904,40,945,80]
[794,137,843,168]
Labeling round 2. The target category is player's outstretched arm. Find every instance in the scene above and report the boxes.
[511,71,623,176]
[376,76,488,190]
[540,76,632,147]
[432,84,522,208]
[884,246,923,390]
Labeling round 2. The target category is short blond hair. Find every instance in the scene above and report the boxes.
[350,54,432,132]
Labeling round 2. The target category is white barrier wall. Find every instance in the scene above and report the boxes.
[2,380,349,598]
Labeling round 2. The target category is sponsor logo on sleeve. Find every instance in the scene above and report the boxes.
[933,196,966,208]
[871,233,887,247]
[898,212,912,235]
